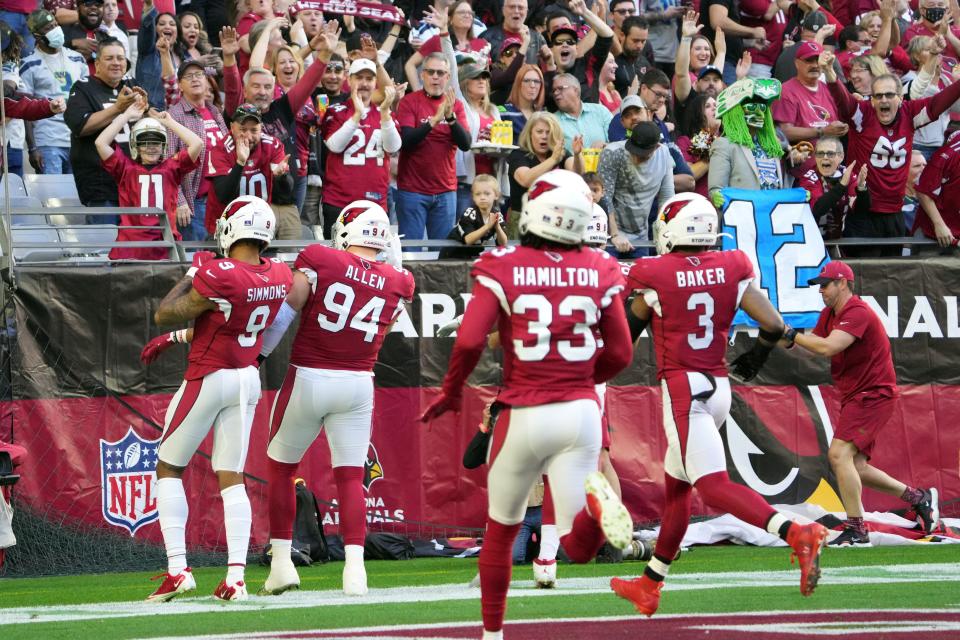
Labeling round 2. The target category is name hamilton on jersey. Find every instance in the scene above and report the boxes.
[512,266,600,288]
[676,267,726,288]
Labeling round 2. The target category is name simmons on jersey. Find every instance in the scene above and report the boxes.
[247,284,289,302]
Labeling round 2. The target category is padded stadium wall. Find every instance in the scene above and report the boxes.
[0,259,957,576]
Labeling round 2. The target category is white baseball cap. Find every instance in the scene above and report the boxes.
[348,58,377,76]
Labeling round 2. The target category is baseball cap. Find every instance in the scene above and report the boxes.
[233,103,262,123]
[802,10,828,33]
[796,41,823,61]
[697,65,723,80]
[177,59,205,81]
[550,25,579,45]
[808,261,855,285]
[500,36,523,56]
[26,9,56,35]
[620,94,647,114]
[79,0,105,5]
[348,58,376,76]
[458,62,491,84]
[624,121,661,156]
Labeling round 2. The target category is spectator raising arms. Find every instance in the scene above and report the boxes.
[95,104,202,260]
[137,0,180,109]
[322,60,400,239]
[22,8,88,175]
[65,37,146,220]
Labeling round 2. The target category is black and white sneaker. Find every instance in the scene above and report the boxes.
[828,526,872,548]
[914,488,940,534]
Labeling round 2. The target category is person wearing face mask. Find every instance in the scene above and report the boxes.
[904,0,960,69]
[21,9,88,175]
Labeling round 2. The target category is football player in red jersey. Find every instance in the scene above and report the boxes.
[320,59,401,239]
[95,104,203,260]
[256,200,412,597]
[203,103,288,234]
[142,196,293,603]
[421,170,634,640]
[609,193,829,617]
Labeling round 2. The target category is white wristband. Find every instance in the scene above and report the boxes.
[186,266,198,278]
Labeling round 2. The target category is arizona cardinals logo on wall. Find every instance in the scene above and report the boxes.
[99,427,161,536]
[363,443,384,491]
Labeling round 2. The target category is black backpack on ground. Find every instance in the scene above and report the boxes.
[260,480,329,566]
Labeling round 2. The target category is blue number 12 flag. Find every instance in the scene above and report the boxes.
[720,188,829,329]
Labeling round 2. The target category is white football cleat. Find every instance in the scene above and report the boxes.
[259,560,301,595]
[343,561,368,596]
[146,567,196,602]
[213,579,248,601]
[533,558,557,589]
[585,471,633,551]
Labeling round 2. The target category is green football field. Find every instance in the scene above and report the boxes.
[2,545,958,639]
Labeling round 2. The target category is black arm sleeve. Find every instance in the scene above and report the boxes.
[213,164,244,205]
[625,296,649,343]
[853,187,871,215]
[400,123,434,149]
[811,181,846,220]
[449,120,472,151]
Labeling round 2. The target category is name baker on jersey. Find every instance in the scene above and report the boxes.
[512,266,600,288]
[676,267,726,288]
[246,284,289,303]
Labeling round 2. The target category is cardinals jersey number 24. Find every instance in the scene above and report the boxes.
[626,250,755,379]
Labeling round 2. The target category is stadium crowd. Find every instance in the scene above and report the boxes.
[2,0,960,258]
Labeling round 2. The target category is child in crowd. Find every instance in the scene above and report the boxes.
[95,102,203,260]
[442,174,508,258]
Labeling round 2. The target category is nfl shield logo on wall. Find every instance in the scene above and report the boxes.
[100,427,161,536]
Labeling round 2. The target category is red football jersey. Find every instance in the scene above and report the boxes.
[187,257,294,380]
[290,245,415,372]
[104,149,199,260]
[830,83,940,213]
[321,102,394,209]
[916,132,960,238]
[470,245,625,407]
[812,295,896,404]
[204,132,285,232]
[627,250,755,379]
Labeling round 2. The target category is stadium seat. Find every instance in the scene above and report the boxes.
[0,174,28,198]
[24,174,80,202]
[9,225,65,261]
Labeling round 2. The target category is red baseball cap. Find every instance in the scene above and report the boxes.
[796,41,823,61]
[808,261,854,285]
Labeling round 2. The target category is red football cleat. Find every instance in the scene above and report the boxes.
[787,522,828,596]
[610,575,662,617]
[146,567,196,602]
[213,579,249,601]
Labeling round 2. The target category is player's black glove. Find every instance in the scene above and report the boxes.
[782,324,797,349]
[729,340,775,382]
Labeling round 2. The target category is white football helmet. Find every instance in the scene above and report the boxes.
[653,192,719,255]
[214,195,276,255]
[331,200,391,252]
[129,117,167,161]
[519,169,593,245]
[583,203,609,247]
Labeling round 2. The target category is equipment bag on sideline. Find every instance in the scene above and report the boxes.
[260,480,329,566]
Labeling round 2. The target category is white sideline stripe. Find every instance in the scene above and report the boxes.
[1,563,957,626]
[141,610,960,640]
[692,621,960,636]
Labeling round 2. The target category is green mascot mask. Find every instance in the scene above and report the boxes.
[716,78,783,158]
